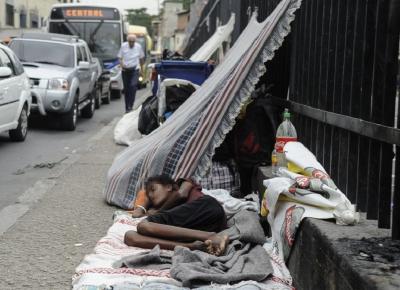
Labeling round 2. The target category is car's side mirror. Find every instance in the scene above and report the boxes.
[78,61,90,70]
[0,67,12,78]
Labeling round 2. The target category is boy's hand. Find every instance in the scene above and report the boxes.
[129,208,146,218]
[147,208,159,216]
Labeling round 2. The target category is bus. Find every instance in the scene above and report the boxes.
[48,4,126,98]
[128,25,153,88]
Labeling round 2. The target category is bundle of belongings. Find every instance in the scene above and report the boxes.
[261,141,359,261]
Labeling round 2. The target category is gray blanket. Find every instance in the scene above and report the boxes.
[114,210,272,287]
[170,210,272,287]
[221,209,267,244]
[112,245,172,270]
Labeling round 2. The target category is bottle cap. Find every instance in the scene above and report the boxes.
[283,109,290,119]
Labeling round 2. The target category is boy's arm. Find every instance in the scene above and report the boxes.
[157,179,194,211]
[129,189,151,217]
[158,189,185,211]
[177,180,194,199]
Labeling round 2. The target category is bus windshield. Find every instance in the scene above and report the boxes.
[136,36,146,51]
[49,22,121,61]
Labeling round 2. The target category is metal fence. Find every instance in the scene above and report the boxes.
[185,0,400,238]
[288,0,400,239]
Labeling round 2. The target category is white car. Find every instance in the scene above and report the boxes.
[0,43,31,141]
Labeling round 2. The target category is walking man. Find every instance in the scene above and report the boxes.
[118,34,145,113]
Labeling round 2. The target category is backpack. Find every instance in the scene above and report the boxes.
[232,94,280,195]
[233,94,279,167]
[138,95,159,135]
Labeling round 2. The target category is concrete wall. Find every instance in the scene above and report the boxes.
[288,217,399,290]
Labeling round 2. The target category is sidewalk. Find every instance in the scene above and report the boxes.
[0,117,124,289]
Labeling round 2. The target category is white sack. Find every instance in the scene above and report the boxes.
[114,106,142,146]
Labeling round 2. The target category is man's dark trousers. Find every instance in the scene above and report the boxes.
[122,68,139,112]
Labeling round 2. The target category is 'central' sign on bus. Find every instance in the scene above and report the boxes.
[65,9,104,18]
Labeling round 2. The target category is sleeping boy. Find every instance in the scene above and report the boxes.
[124,175,229,256]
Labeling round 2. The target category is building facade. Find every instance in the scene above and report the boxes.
[0,0,73,39]
[159,0,184,51]
[174,9,189,52]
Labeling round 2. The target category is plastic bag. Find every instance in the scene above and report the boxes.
[114,105,142,146]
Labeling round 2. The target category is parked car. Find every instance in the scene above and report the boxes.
[0,43,31,141]
[9,33,98,131]
[92,57,111,108]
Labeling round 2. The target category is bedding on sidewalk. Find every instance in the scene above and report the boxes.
[72,190,294,290]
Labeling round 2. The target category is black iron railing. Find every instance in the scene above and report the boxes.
[185,0,400,238]
[288,0,399,238]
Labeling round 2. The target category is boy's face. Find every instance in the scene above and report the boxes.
[147,182,171,208]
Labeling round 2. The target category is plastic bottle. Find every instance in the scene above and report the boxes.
[271,148,278,176]
[274,108,297,168]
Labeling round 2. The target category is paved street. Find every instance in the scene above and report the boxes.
[0,101,123,210]
[0,88,149,233]
[0,89,148,211]
[0,112,121,289]
[0,88,149,289]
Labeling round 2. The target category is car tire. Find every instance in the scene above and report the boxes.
[9,105,28,142]
[111,89,121,99]
[102,88,111,104]
[61,98,78,131]
[82,93,95,118]
[94,85,101,109]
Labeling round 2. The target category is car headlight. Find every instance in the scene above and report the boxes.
[110,65,120,77]
[48,78,69,90]
[138,76,143,82]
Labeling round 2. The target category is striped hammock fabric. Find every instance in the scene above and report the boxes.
[105,0,302,209]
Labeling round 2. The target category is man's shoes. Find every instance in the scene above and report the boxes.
[125,108,132,113]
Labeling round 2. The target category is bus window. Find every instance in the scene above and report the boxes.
[76,46,83,63]
[49,22,84,38]
[85,23,121,59]
[79,46,88,61]
[84,45,93,63]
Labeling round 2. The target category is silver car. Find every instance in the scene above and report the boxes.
[9,33,98,131]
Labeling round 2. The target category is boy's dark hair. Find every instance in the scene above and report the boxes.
[144,175,176,192]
